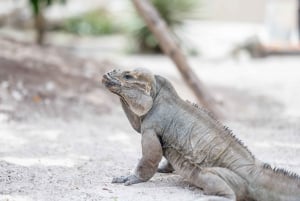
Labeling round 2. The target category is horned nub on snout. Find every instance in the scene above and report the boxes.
[102,68,157,116]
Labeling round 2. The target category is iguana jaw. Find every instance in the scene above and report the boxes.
[102,73,122,94]
[102,71,130,107]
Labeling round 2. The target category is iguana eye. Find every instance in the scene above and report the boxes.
[124,74,134,80]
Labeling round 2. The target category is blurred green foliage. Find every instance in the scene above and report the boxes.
[28,0,199,49]
[30,0,65,16]
[29,0,66,44]
[63,9,121,36]
[130,0,200,53]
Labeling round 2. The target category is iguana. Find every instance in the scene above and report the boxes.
[102,68,300,201]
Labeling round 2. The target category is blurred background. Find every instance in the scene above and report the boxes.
[0,0,300,201]
[1,0,300,57]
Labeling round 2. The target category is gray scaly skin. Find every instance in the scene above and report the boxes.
[102,68,300,201]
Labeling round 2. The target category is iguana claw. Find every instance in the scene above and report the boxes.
[112,175,143,186]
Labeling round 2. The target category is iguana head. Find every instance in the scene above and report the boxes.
[102,68,156,116]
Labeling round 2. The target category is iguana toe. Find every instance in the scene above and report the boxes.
[111,176,127,183]
[112,175,144,186]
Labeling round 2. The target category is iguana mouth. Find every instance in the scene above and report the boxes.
[102,73,121,89]
[102,73,128,105]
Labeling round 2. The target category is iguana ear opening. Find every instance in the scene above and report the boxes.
[122,88,153,116]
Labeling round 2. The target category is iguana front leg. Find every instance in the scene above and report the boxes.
[112,129,162,185]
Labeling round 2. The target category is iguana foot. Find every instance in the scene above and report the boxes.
[112,175,144,186]
[157,167,173,173]
[196,196,235,201]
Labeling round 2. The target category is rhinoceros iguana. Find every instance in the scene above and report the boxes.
[102,68,300,201]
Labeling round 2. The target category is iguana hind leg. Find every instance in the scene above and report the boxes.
[195,173,236,201]
[188,167,248,201]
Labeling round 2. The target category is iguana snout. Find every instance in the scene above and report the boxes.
[102,68,156,116]
[102,69,122,93]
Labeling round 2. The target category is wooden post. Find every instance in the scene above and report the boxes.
[132,0,222,117]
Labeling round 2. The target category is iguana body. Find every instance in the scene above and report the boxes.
[102,68,300,201]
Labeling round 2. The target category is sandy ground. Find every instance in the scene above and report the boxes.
[0,38,300,201]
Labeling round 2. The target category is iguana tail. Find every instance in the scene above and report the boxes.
[249,162,300,201]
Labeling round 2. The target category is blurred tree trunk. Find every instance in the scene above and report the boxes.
[298,0,300,41]
[132,0,222,117]
[34,11,46,45]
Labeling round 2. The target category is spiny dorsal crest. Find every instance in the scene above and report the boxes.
[263,162,300,181]
[186,100,255,159]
